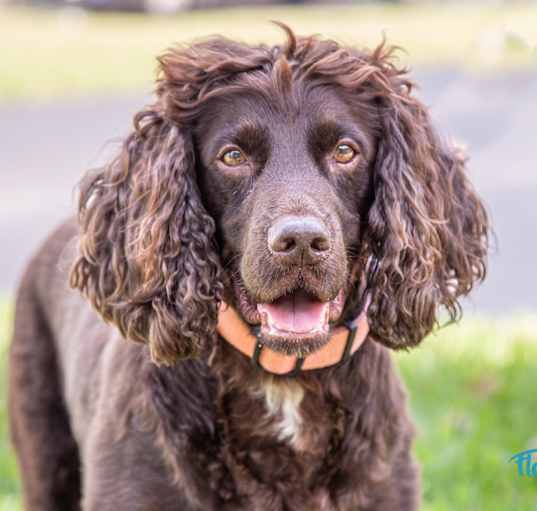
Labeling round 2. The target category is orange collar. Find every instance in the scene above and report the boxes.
[216,296,370,376]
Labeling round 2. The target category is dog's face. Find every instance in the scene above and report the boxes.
[195,86,375,355]
[71,28,488,366]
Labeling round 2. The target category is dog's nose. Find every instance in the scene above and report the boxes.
[268,216,330,263]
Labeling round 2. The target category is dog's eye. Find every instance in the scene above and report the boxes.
[334,143,357,164]
[221,148,246,167]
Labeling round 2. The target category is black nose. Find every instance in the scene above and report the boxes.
[268,216,331,264]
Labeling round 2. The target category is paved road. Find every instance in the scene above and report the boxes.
[1,69,536,315]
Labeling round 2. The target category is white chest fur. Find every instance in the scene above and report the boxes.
[256,378,305,448]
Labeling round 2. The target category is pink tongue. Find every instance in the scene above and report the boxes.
[258,291,328,333]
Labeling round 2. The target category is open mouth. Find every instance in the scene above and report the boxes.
[257,289,331,338]
[253,288,346,356]
[229,274,347,355]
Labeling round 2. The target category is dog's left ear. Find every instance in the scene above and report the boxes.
[366,66,489,348]
[70,107,222,366]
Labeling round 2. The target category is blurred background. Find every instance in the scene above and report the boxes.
[1,0,536,510]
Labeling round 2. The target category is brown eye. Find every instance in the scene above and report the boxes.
[221,148,246,167]
[334,143,357,164]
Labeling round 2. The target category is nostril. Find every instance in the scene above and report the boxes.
[311,236,330,252]
[273,236,296,254]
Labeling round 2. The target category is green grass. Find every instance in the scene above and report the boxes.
[1,300,537,510]
[1,2,536,102]
[397,317,537,510]
[0,301,19,511]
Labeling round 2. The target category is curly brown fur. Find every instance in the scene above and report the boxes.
[70,114,223,365]
[9,25,488,511]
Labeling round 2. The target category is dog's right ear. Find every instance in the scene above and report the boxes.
[70,108,222,366]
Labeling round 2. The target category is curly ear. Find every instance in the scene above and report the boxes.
[367,92,488,348]
[70,108,222,365]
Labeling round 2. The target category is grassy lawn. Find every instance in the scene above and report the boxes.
[1,296,537,509]
[399,317,537,510]
[1,3,536,102]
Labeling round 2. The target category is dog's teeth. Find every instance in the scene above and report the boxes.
[260,310,269,326]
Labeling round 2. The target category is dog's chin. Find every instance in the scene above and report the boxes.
[259,331,331,357]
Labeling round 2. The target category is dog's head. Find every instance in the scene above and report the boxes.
[71,26,488,365]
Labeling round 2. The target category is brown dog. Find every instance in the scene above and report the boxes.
[9,26,488,510]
